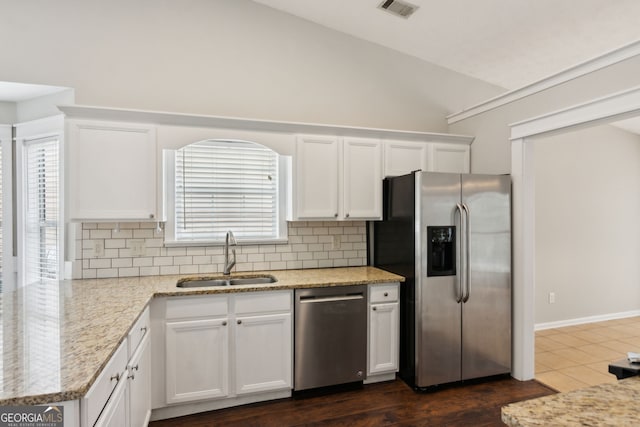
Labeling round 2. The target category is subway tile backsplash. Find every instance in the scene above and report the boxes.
[77,221,367,279]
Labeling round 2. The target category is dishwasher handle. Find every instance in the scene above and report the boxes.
[299,293,364,304]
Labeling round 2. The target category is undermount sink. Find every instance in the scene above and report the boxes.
[177,275,277,288]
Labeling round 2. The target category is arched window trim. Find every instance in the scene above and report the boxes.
[164,139,288,246]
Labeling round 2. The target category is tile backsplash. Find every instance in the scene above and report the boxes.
[77,221,367,279]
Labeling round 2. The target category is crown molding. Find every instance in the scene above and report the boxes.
[59,104,475,145]
[447,39,640,125]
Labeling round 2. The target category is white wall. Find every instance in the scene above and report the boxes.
[16,89,75,123]
[0,0,501,133]
[0,102,16,123]
[534,125,640,324]
[449,55,640,174]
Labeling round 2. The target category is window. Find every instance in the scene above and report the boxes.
[16,116,64,286]
[23,138,60,283]
[166,140,287,245]
[0,124,11,290]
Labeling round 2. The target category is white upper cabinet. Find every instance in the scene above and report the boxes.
[430,143,470,173]
[343,137,382,220]
[290,135,382,221]
[383,140,429,177]
[384,140,472,177]
[60,105,473,224]
[293,135,340,220]
[67,119,158,221]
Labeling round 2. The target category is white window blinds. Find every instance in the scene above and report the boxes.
[0,143,3,287]
[174,140,280,242]
[24,138,59,284]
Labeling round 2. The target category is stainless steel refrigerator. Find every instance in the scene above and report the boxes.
[371,171,511,389]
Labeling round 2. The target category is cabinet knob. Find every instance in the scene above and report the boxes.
[346,213,350,218]
[373,307,377,311]
[149,214,155,219]
[334,213,338,218]
[237,320,242,325]
[384,292,388,297]
[222,321,227,326]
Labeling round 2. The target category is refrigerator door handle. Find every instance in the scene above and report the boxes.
[462,203,471,302]
[455,203,465,303]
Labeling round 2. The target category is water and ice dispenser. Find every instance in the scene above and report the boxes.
[426,226,456,277]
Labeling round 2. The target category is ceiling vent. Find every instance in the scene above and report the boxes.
[378,0,419,19]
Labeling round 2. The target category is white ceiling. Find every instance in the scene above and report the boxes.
[252,0,640,90]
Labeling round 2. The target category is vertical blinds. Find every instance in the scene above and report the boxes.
[24,138,59,285]
[175,140,279,242]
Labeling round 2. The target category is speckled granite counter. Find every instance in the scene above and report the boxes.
[0,266,403,406]
[502,376,640,426]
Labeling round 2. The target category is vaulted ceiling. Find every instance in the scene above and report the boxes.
[252,0,640,90]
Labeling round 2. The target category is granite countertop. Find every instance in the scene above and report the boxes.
[0,266,403,406]
[502,376,640,426]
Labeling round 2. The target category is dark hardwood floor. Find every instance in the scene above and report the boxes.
[149,377,555,426]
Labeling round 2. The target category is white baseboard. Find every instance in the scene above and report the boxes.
[535,310,640,331]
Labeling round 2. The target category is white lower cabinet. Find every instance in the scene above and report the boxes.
[128,334,152,427]
[89,306,152,427]
[94,375,128,427]
[366,283,400,383]
[160,291,293,410]
[235,313,292,395]
[165,317,230,403]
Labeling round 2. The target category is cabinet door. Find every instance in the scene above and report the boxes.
[234,313,292,395]
[165,318,229,404]
[343,138,382,220]
[67,120,157,221]
[429,143,470,173]
[368,302,399,375]
[128,335,151,427]
[94,373,128,427]
[383,140,428,177]
[294,135,339,219]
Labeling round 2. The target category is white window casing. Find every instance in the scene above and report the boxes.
[165,140,288,246]
[15,116,64,286]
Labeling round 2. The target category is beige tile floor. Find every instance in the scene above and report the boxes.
[535,316,640,392]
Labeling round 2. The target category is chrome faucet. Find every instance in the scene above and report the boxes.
[223,230,237,275]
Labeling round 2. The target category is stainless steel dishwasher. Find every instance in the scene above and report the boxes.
[294,285,367,391]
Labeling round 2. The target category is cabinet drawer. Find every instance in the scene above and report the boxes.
[83,338,128,427]
[128,306,150,358]
[234,291,292,315]
[166,295,228,320]
[369,283,399,303]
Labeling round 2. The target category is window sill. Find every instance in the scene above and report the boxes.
[163,237,289,247]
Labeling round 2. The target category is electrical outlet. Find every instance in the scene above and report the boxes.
[549,292,556,304]
[93,241,104,257]
[130,240,146,257]
[332,235,341,250]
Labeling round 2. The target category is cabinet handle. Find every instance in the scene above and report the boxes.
[222,321,227,326]
[128,373,135,380]
[237,320,242,325]
[140,326,147,334]
[131,364,139,371]
[373,307,377,311]
[384,292,388,297]
[110,373,120,382]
